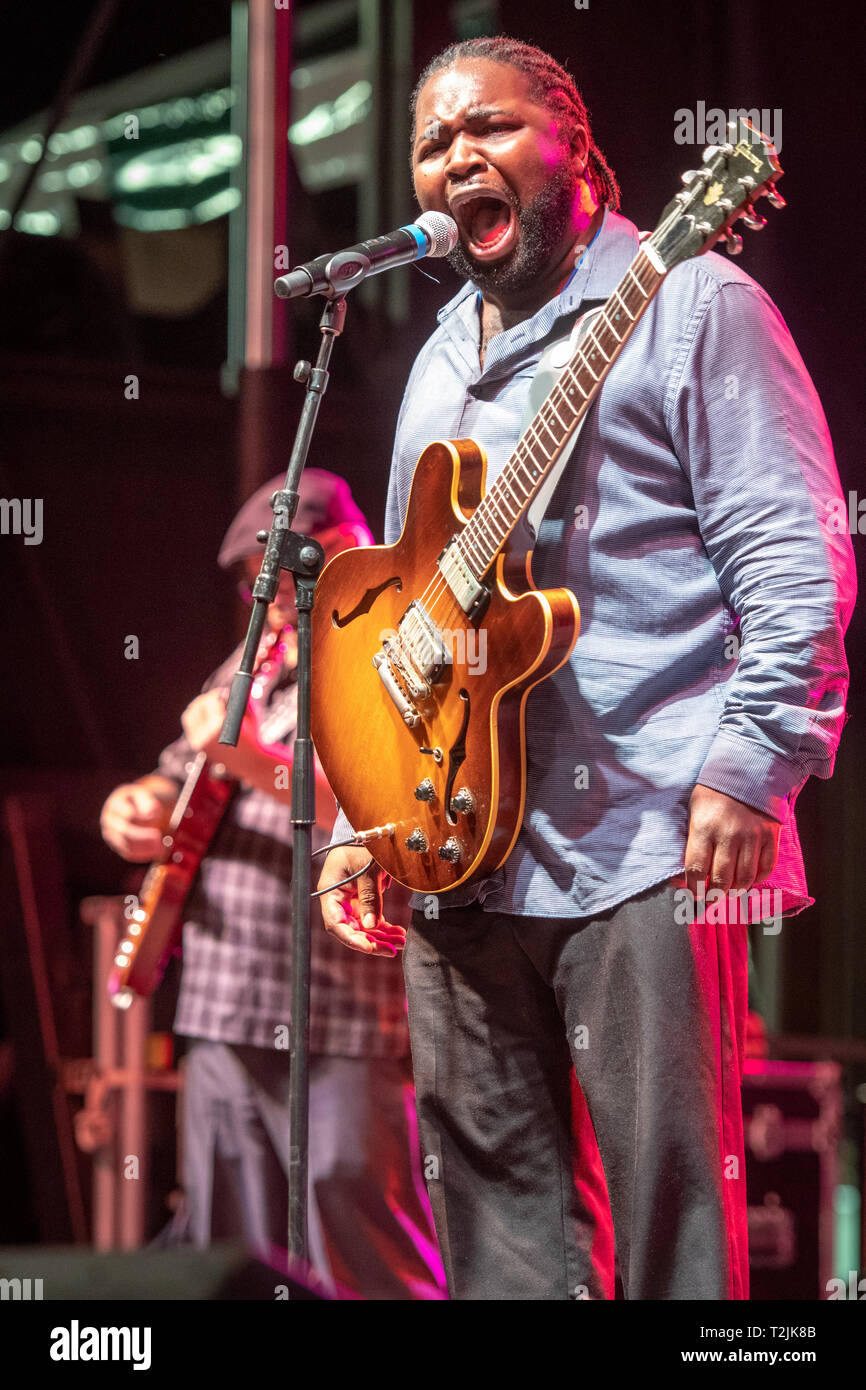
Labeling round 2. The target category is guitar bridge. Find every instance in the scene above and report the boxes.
[372,598,453,727]
[372,651,422,727]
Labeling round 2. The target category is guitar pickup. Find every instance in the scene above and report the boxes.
[437,539,489,620]
[394,599,450,687]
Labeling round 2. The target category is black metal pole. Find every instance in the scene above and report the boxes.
[220,292,347,1266]
[287,565,317,1262]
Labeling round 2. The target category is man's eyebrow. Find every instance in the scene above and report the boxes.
[463,106,516,122]
[414,107,518,146]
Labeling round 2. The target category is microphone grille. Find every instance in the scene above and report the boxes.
[414,211,459,257]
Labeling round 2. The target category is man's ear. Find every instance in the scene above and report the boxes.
[568,123,590,173]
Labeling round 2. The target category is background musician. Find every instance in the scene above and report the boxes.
[100,468,445,1300]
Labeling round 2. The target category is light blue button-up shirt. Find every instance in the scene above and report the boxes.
[335,208,856,919]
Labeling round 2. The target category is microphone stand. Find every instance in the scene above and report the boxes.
[219,290,348,1268]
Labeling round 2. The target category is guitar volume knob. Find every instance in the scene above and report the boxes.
[405,829,428,853]
[449,788,474,815]
[437,838,462,863]
[414,778,435,802]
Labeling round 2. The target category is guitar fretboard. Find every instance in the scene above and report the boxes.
[456,246,665,578]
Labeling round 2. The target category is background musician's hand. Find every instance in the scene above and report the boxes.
[100,781,173,862]
[181,687,279,786]
[317,846,406,957]
[685,783,782,896]
[181,689,234,757]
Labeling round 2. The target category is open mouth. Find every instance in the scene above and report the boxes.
[449,188,517,261]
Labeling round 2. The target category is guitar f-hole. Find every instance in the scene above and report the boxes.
[331,576,402,628]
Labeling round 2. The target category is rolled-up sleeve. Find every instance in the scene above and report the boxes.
[667,278,856,819]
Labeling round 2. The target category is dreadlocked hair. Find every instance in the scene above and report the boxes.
[411,35,620,212]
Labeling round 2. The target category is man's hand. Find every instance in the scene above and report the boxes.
[100,782,173,862]
[181,689,234,758]
[685,783,781,896]
[317,846,406,957]
[181,689,262,770]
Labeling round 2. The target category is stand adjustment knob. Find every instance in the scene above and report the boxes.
[406,829,428,853]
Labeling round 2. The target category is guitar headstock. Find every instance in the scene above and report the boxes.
[650,117,784,269]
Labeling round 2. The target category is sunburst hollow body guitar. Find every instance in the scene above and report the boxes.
[311,120,783,893]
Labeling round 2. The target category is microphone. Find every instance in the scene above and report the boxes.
[273,211,458,300]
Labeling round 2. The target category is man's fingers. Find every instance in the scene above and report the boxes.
[355,869,382,932]
[708,840,739,893]
[331,922,393,956]
[686,801,738,894]
[755,829,780,884]
[316,851,403,956]
[732,837,761,893]
[101,818,163,861]
[363,924,406,951]
[321,894,404,953]
[687,785,784,904]
[124,789,165,823]
[117,822,163,848]
[321,900,401,956]
[684,822,712,897]
[364,921,406,941]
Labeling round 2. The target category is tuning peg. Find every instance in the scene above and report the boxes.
[764,185,786,210]
[702,143,735,164]
[724,231,744,256]
[680,168,709,187]
[740,209,767,231]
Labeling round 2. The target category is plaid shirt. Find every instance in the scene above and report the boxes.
[154,641,409,1056]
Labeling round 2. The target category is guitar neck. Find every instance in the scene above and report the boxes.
[167,751,210,833]
[136,751,216,900]
[460,244,667,575]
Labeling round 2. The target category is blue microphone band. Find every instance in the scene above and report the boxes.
[401,223,429,257]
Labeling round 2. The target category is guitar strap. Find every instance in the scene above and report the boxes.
[520,301,607,540]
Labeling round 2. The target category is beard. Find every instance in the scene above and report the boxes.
[446,162,580,295]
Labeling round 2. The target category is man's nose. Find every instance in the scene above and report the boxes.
[444,131,487,179]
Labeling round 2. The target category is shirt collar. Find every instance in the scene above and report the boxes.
[435,208,642,359]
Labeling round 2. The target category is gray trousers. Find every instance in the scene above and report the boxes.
[403,878,749,1300]
[181,1041,446,1300]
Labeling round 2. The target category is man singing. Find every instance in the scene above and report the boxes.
[317,37,855,1299]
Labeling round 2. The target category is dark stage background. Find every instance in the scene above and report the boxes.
[0,0,864,1249]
